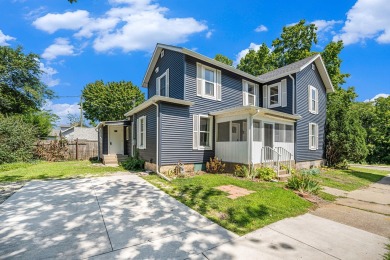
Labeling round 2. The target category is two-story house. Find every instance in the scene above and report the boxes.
[97,43,334,174]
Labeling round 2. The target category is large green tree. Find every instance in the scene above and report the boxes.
[21,110,59,138]
[0,46,54,114]
[237,43,277,76]
[214,54,233,66]
[82,80,145,124]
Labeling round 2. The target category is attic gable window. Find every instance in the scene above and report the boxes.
[196,63,221,101]
[156,69,169,97]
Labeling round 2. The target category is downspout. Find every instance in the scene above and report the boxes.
[288,74,295,114]
[152,102,171,182]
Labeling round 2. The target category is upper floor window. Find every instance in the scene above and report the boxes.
[156,69,169,97]
[308,85,318,114]
[243,80,258,106]
[268,83,281,108]
[193,114,213,150]
[137,116,146,149]
[309,122,318,150]
[196,63,221,101]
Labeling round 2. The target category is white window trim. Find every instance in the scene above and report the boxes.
[137,116,146,150]
[242,80,258,106]
[268,82,282,108]
[156,69,169,97]
[193,114,213,150]
[196,62,221,101]
[309,123,318,150]
[309,85,318,114]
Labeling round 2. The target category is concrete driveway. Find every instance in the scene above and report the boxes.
[0,174,237,259]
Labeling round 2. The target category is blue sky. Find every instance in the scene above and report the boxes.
[1,0,389,125]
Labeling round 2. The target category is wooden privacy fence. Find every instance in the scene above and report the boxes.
[35,139,98,161]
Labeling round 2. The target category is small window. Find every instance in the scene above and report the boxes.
[312,63,315,70]
[126,126,129,141]
[268,83,281,108]
[137,116,146,149]
[309,123,318,150]
[193,115,213,150]
[253,120,261,141]
[231,120,247,141]
[217,122,230,142]
[196,63,221,101]
[155,67,159,73]
[243,80,258,106]
[156,69,169,97]
[160,50,164,58]
[275,123,285,142]
[285,125,293,143]
[309,85,318,114]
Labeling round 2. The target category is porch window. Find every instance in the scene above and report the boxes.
[231,120,247,141]
[285,125,294,143]
[193,115,213,150]
[126,126,129,140]
[137,116,146,149]
[156,69,169,97]
[196,63,222,101]
[268,83,281,108]
[309,123,318,150]
[275,123,285,142]
[253,120,261,141]
[217,122,230,142]
[309,85,318,114]
[243,80,258,106]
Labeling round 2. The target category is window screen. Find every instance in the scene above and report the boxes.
[253,120,261,141]
[231,120,247,141]
[217,122,230,142]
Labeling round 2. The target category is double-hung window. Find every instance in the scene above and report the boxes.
[137,116,146,149]
[193,115,213,150]
[156,69,169,97]
[309,123,318,150]
[308,85,318,114]
[263,79,287,108]
[268,83,281,108]
[243,80,258,106]
[196,63,221,101]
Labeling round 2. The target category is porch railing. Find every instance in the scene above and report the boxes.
[261,146,293,177]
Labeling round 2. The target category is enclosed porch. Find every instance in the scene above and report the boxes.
[211,107,301,176]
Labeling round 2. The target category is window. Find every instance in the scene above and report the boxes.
[137,116,146,149]
[193,115,213,150]
[156,69,169,97]
[309,123,318,150]
[196,63,221,101]
[253,120,261,141]
[275,123,285,142]
[231,120,247,141]
[309,85,318,114]
[160,50,164,58]
[217,122,230,142]
[243,80,258,106]
[285,125,294,143]
[268,83,281,108]
[126,126,129,141]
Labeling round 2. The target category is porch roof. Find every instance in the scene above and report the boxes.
[209,106,302,121]
[124,96,194,117]
[96,120,131,129]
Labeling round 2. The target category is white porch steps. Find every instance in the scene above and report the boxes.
[103,154,128,165]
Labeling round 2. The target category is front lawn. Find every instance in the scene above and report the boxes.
[312,167,389,191]
[0,161,123,182]
[143,174,312,235]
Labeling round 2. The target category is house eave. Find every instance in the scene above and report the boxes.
[124,96,194,117]
[210,106,301,121]
[96,120,131,129]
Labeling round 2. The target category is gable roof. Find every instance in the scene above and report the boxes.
[142,44,334,93]
[258,54,334,92]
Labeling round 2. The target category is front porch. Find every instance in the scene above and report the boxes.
[212,106,300,177]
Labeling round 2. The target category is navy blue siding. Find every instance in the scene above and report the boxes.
[261,76,294,114]
[295,63,327,162]
[102,126,108,155]
[148,49,185,100]
[135,106,157,163]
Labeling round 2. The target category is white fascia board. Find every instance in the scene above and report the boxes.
[210,106,301,121]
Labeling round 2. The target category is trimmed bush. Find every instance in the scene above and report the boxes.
[286,173,321,194]
[206,157,225,174]
[121,156,145,171]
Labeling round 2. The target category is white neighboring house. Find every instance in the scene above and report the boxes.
[60,126,98,141]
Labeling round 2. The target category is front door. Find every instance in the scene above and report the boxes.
[231,123,241,141]
[109,126,124,154]
[264,123,273,160]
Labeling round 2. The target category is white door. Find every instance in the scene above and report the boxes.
[109,126,124,154]
[231,123,241,141]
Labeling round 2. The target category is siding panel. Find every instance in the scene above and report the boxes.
[261,76,293,114]
[135,105,157,163]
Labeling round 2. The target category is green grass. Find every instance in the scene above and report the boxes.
[317,191,337,201]
[0,161,123,182]
[313,167,389,191]
[143,174,312,235]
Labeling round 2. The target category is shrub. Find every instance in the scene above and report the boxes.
[0,115,37,164]
[334,159,349,170]
[233,164,250,178]
[255,167,276,181]
[206,157,225,174]
[34,138,69,161]
[286,173,321,194]
[300,168,321,175]
[121,156,145,171]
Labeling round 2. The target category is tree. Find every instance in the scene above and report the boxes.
[21,110,59,138]
[237,43,277,76]
[214,54,233,66]
[67,113,88,127]
[0,46,54,115]
[82,80,145,124]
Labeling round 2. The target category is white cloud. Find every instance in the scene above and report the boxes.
[311,20,342,33]
[33,1,207,53]
[333,0,390,45]
[206,31,213,39]
[254,25,268,32]
[40,62,60,87]
[0,30,16,46]
[364,93,389,102]
[43,100,80,125]
[234,43,261,66]
[42,38,75,60]
[33,10,90,34]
